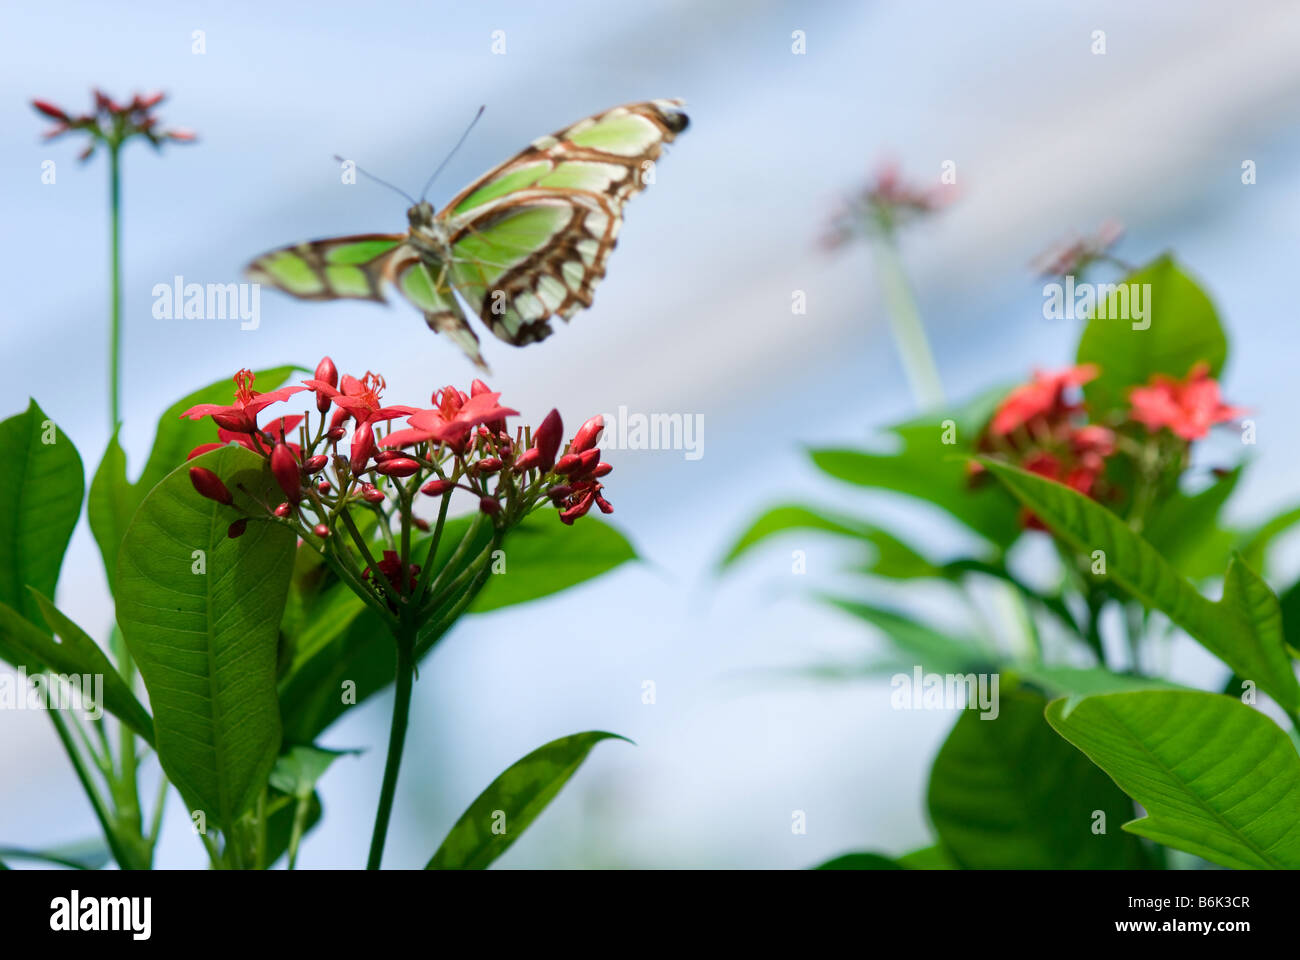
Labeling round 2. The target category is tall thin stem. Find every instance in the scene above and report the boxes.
[870,231,945,410]
[108,143,123,430]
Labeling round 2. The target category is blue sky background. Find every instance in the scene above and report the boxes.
[4,0,1300,867]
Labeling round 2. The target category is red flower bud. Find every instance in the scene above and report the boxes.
[532,409,563,471]
[571,415,604,454]
[373,450,403,463]
[304,454,329,474]
[329,408,351,432]
[373,457,420,477]
[313,523,330,538]
[593,462,613,478]
[189,467,232,505]
[32,100,70,122]
[350,422,375,474]
[420,478,454,497]
[212,410,256,434]
[413,517,430,532]
[475,457,502,476]
[513,448,542,472]
[479,497,501,516]
[318,480,331,494]
[314,357,338,413]
[575,448,600,474]
[547,484,573,503]
[270,442,301,504]
[554,454,581,475]
[360,482,385,503]
[327,427,346,442]
[227,518,248,538]
[273,502,293,518]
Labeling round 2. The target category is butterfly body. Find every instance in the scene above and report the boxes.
[246,99,688,369]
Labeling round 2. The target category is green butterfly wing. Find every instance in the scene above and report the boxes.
[440,99,688,347]
[245,235,406,302]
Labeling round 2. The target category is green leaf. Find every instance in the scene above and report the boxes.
[1076,256,1227,415]
[268,745,357,800]
[810,390,1021,550]
[0,840,112,870]
[896,844,955,869]
[263,789,322,867]
[0,593,154,745]
[88,367,299,591]
[427,731,630,870]
[1045,691,1300,869]
[813,852,903,870]
[1238,503,1300,574]
[718,504,947,579]
[928,689,1147,868]
[0,401,84,628]
[824,598,996,675]
[116,446,295,830]
[1013,664,1183,699]
[983,459,1300,713]
[469,515,637,613]
[1141,467,1240,580]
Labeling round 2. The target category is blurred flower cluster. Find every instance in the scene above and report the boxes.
[974,362,1243,529]
[32,89,195,160]
[822,159,957,248]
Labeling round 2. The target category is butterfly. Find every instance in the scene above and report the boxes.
[246,99,688,370]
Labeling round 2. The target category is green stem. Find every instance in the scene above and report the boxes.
[870,230,945,409]
[366,624,416,869]
[287,795,310,870]
[108,143,122,430]
[48,710,136,870]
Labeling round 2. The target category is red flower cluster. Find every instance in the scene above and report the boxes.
[1128,362,1245,441]
[976,360,1243,530]
[180,361,613,540]
[32,89,195,160]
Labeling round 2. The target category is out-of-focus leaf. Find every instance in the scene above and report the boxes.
[896,844,955,869]
[813,852,903,870]
[1142,468,1240,580]
[928,689,1147,868]
[984,459,1300,712]
[1238,503,1300,574]
[1076,256,1227,415]
[810,389,1021,550]
[1046,691,1300,869]
[823,597,996,675]
[1014,664,1183,699]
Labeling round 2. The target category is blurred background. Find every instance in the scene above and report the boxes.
[3,0,1300,867]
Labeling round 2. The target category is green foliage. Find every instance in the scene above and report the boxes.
[88,366,298,591]
[427,731,630,869]
[1046,691,1300,869]
[984,459,1300,713]
[928,689,1147,868]
[1076,256,1227,415]
[814,852,903,869]
[116,446,295,830]
[0,400,83,630]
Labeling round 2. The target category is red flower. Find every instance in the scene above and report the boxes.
[383,385,518,449]
[1128,363,1245,441]
[990,364,1098,437]
[180,370,305,434]
[187,415,304,460]
[303,370,416,425]
[32,89,195,160]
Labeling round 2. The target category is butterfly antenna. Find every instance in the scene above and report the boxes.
[420,105,486,202]
[332,155,417,206]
